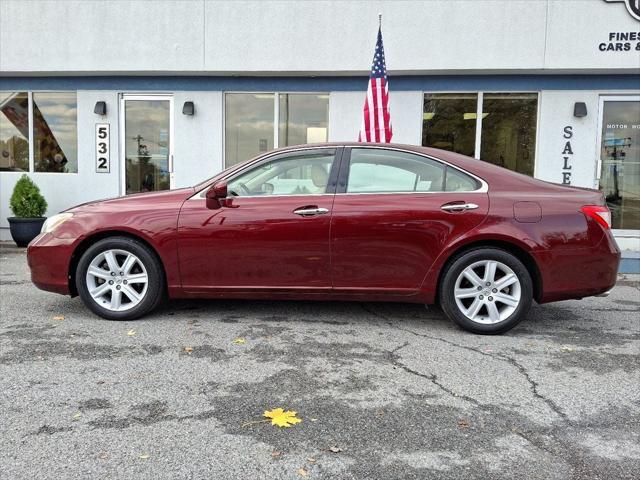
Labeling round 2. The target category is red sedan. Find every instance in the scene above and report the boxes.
[27,144,620,334]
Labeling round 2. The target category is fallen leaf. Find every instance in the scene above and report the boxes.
[98,452,108,460]
[233,337,246,345]
[139,453,150,460]
[310,418,318,422]
[72,412,81,421]
[264,408,302,428]
[560,345,575,353]
[297,467,309,477]
[126,329,136,337]
[271,450,282,459]
[328,445,342,453]
[375,409,385,417]
[184,346,194,354]
[307,457,317,464]
[458,419,470,428]
[53,315,65,321]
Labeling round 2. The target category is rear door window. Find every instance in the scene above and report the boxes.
[346,148,446,193]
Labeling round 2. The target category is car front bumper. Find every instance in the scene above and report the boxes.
[27,233,76,295]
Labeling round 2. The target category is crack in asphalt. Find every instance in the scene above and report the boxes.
[360,303,570,423]
[392,360,483,407]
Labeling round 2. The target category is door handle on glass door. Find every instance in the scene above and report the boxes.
[293,207,330,217]
[440,203,479,212]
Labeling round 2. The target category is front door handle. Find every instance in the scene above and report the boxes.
[293,207,330,217]
[441,202,479,212]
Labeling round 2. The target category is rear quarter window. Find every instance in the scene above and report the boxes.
[445,167,480,192]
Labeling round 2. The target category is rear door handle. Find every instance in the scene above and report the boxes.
[441,202,479,212]
[293,207,330,217]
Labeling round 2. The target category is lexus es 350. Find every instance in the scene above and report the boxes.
[27,144,620,334]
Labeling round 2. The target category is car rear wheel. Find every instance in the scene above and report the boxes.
[439,248,532,334]
[76,236,164,320]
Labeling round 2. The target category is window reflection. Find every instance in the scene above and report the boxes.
[33,92,78,173]
[599,100,640,230]
[279,94,329,147]
[227,150,335,196]
[0,92,29,172]
[225,93,274,167]
[480,93,537,176]
[124,99,171,194]
[422,94,477,157]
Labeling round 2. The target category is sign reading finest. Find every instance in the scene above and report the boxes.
[95,124,110,173]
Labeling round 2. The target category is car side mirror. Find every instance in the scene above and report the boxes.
[205,181,228,210]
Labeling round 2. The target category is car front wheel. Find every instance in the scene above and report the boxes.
[439,248,533,334]
[75,236,164,320]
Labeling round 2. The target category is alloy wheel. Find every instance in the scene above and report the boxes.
[453,260,521,324]
[85,249,149,312]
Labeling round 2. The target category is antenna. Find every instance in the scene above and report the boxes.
[378,13,382,28]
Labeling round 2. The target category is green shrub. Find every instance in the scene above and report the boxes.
[9,175,48,218]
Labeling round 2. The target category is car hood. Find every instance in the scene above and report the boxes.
[65,187,196,212]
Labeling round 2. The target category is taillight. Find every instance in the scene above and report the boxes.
[581,205,612,229]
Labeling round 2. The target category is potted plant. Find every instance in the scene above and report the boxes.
[7,174,48,247]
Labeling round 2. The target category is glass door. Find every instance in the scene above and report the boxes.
[597,96,640,232]
[120,95,173,195]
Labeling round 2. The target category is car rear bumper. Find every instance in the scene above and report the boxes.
[26,233,75,295]
[535,233,620,304]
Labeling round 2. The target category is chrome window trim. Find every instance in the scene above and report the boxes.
[189,145,488,200]
[188,146,340,200]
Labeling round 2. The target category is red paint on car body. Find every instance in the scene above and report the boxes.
[27,143,620,307]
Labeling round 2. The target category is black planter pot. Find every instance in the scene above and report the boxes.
[7,217,46,247]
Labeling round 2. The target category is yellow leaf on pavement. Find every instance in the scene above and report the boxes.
[233,337,246,345]
[297,467,309,477]
[126,329,136,336]
[72,412,81,421]
[264,408,302,428]
[53,315,65,321]
[184,346,193,354]
[139,453,150,459]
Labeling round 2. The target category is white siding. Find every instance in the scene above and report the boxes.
[2,0,639,75]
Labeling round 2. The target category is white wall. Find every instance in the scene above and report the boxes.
[329,91,422,145]
[173,91,223,187]
[2,0,639,75]
[1,90,224,241]
[1,91,120,240]
[536,90,602,189]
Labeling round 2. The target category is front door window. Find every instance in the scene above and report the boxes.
[598,97,640,230]
[227,150,335,196]
[122,96,172,194]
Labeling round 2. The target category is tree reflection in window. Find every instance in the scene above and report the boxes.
[0,92,29,172]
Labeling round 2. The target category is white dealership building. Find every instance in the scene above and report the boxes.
[1,0,639,270]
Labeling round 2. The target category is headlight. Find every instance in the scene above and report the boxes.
[41,213,74,234]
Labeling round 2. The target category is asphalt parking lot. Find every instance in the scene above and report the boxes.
[1,244,639,480]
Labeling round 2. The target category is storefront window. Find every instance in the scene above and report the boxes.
[0,92,29,172]
[33,92,78,173]
[422,94,477,157]
[599,99,640,230]
[480,93,537,176]
[225,93,275,167]
[278,94,329,147]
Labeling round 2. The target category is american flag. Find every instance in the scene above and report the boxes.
[358,26,392,143]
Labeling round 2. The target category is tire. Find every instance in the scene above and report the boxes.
[75,236,164,320]
[439,248,533,334]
